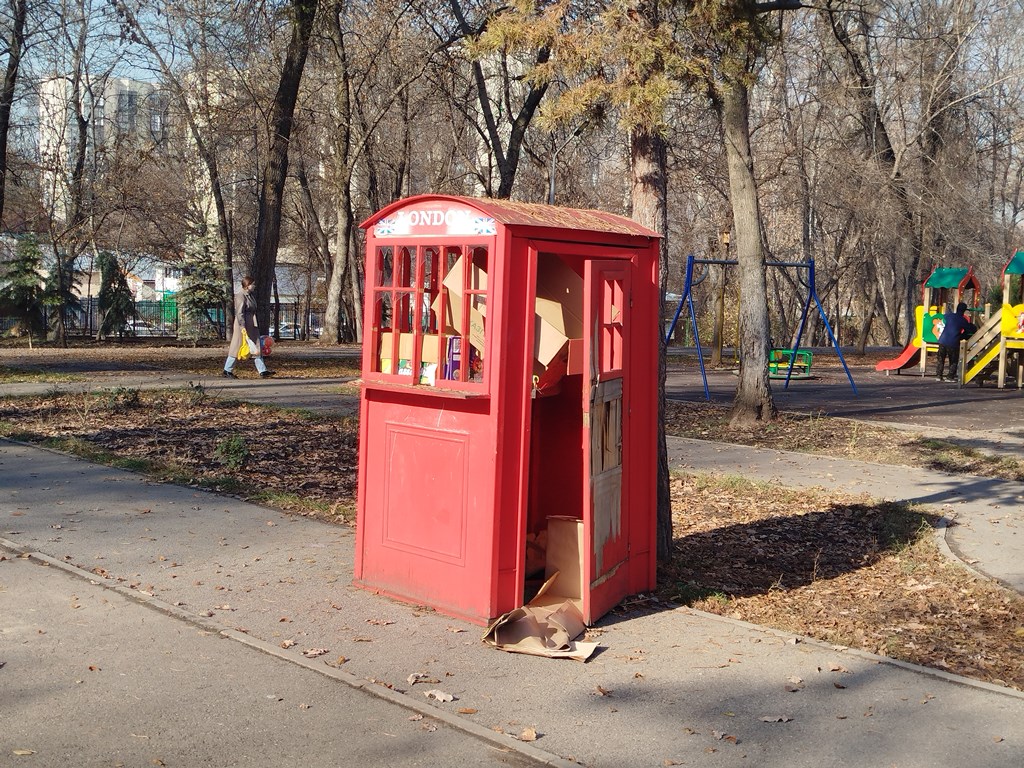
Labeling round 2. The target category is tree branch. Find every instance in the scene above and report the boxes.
[755,0,805,11]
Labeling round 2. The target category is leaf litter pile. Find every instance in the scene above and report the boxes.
[1,384,1022,690]
[0,388,359,522]
[660,474,1023,690]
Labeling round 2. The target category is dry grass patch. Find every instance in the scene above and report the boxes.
[660,473,1024,690]
[0,387,359,523]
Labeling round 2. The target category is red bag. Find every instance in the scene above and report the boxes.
[260,335,273,356]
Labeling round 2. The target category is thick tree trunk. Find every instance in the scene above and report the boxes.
[0,0,27,228]
[322,2,353,345]
[719,82,776,427]
[252,0,318,331]
[630,125,672,563]
[324,182,353,343]
[348,239,363,342]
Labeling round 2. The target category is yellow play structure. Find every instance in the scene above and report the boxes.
[875,266,980,375]
[961,251,1024,388]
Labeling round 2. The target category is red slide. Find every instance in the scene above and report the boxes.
[875,342,921,372]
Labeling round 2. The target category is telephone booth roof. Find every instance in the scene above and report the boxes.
[360,194,661,240]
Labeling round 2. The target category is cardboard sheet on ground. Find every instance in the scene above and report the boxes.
[481,574,599,662]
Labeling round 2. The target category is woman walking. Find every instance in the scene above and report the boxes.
[223,276,274,378]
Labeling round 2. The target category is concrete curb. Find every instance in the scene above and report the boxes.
[931,512,1018,593]
[677,604,1024,701]
[0,538,582,768]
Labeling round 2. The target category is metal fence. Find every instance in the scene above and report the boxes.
[1,299,324,341]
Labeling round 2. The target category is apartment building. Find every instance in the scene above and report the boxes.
[38,74,169,222]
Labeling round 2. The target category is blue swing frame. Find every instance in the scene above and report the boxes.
[665,255,858,400]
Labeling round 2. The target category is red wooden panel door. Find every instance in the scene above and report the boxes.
[355,396,498,625]
[581,259,632,623]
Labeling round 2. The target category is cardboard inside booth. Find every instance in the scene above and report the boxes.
[535,516,584,609]
[532,258,585,393]
[522,256,588,615]
[484,515,595,661]
[433,254,487,355]
[428,252,585,391]
[379,331,442,385]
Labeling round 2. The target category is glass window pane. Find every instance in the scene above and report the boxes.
[375,292,392,331]
[376,247,393,287]
[470,247,488,290]
[368,242,488,389]
[420,294,433,333]
[423,247,438,289]
[398,246,417,288]
[396,291,416,332]
[446,246,461,274]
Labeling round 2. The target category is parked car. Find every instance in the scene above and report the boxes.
[124,320,159,337]
[125,321,169,339]
[276,322,299,339]
[276,322,323,339]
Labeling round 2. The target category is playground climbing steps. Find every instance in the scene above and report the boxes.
[962,309,1002,386]
[963,250,1024,388]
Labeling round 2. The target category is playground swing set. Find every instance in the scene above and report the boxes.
[875,251,1024,388]
[665,255,858,400]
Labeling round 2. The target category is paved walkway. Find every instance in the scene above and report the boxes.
[2,439,1022,768]
[1,552,533,768]
[3,360,1020,593]
[2,351,1023,765]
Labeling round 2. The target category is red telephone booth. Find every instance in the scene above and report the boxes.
[354,195,660,626]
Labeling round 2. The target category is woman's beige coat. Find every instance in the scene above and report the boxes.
[227,288,262,359]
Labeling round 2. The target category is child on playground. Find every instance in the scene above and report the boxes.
[935,302,976,381]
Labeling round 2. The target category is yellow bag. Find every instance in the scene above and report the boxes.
[238,333,252,360]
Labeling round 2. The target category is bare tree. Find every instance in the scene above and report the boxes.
[314,0,451,343]
[0,0,28,228]
[251,0,318,330]
[35,0,128,344]
[445,0,549,199]
[111,0,257,327]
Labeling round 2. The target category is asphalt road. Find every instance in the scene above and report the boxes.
[665,360,1024,448]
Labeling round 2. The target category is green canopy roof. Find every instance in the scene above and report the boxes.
[925,267,972,289]
[1005,251,1024,276]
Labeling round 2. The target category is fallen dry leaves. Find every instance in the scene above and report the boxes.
[1,366,1022,691]
[659,473,1024,690]
[0,389,359,523]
